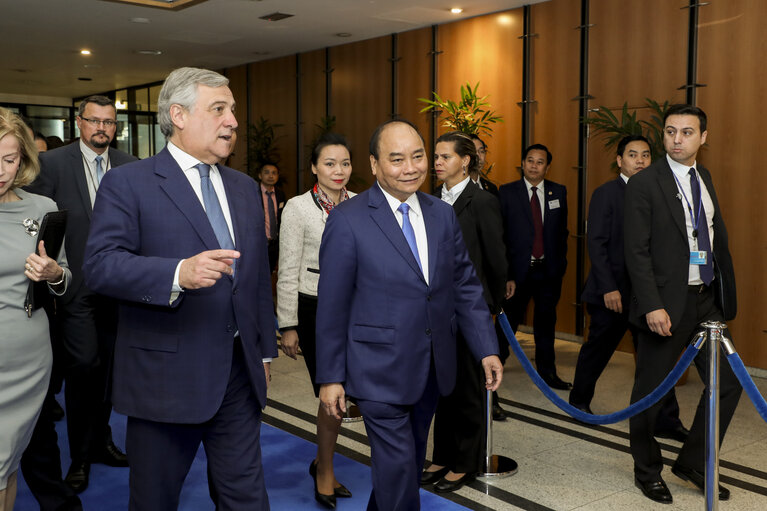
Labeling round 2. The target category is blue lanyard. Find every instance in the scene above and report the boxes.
[671,170,703,237]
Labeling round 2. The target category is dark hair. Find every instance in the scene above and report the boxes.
[77,95,116,117]
[34,131,47,141]
[523,143,552,165]
[468,133,486,150]
[311,132,352,166]
[664,104,707,133]
[436,131,479,174]
[259,162,279,173]
[46,135,65,150]
[368,118,423,159]
[617,135,650,157]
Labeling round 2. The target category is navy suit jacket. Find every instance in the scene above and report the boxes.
[498,178,568,283]
[581,177,630,306]
[315,184,498,405]
[625,157,736,330]
[83,147,278,423]
[28,142,137,303]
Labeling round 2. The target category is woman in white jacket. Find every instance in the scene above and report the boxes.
[276,132,355,509]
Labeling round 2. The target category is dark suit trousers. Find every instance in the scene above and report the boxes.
[571,303,682,431]
[20,385,83,511]
[431,332,485,474]
[125,340,268,511]
[356,362,440,511]
[506,262,562,376]
[630,286,742,482]
[59,290,118,462]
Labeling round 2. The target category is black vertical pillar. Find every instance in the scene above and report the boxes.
[246,63,252,174]
[428,25,440,192]
[391,33,399,119]
[686,0,701,105]
[296,54,303,195]
[574,0,591,336]
[519,4,534,154]
[325,47,332,118]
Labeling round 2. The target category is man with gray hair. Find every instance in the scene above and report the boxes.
[29,94,136,494]
[83,67,277,510]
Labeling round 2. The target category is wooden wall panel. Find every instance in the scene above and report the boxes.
[299,49,327,196]
[248,56,298,198]
[529,0,581,337]
[397,27,433,193]
[222,64,248,173]
[330,37,390,193]
[697,0,767,367]
[437,10,524,188]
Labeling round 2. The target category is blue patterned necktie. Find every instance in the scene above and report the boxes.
[196,163,236,258]
[397,202,422,271]
[95,155,104,184]
[689,168,713,285]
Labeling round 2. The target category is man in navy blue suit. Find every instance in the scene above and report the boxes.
[83,67,277,510]
[499,144,570,389]
[316,119,503,511]
[570,136,687,441]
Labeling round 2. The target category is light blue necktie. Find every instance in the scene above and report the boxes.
[196,163,236,259]
[397,202,422,271]
[95,155,104,184]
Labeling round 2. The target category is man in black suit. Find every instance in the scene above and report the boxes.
[257,162,285,272]
[570,135,687,440]
[29,95,136,493]
[625,105,741,503]
[468,134,499,196]
[499,144,570,389]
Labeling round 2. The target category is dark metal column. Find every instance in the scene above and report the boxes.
[296,54,303,195]
[574,0,593,336]
[325,47,333,118]
[682,1,709,105]
[390,33,400,119]
[517,4,536,154]
[428,25,441,192]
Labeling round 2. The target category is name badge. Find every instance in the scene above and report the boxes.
[548,199,560,209]
[690,251,708,265]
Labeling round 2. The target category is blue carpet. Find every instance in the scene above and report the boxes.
[15,400,469,510]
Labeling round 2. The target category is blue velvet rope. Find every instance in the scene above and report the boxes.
[497,312,701,425]
[726,352,767,423]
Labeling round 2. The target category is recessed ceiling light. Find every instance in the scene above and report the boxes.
[336,32,352,38]
[136,49,163,55]
[80,49,92,55]
[130,17,151,24]
[450,8,463,14]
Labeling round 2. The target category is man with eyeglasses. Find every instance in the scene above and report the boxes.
[28,95,136,495]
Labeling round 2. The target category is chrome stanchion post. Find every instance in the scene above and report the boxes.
[700,320,727,511]
[477,389,517,481]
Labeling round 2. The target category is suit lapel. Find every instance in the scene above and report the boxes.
[516,179,533,225]
[657,160,688,242]
[419,192,440,285]
[154,148,222,251]
[452,181,474,216]
[68,144,93,219]
[368,185,425,283]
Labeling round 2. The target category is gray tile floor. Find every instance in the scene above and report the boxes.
[267,332,767,510]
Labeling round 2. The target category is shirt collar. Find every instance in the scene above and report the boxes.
[377,182,422,218]
[167,141,217,174]
[79,140,108,162]
[523,177,545,193]
[620,173,629,183]
[442,176,471,201]
[260,182,275,193]
[666,153,697,180]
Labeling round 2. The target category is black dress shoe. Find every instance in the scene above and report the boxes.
[671,463,730,500]
[309,459,351,498]
[434,472,475,493]
[635,477,672,503]
[420,465,450,485]
[541,373,573,390]
[309,460,336,509]
[492,402,508,421]
[568,401,593,415]
[64,461,90,494]
[655,425,690,443]
[91,440,128,467]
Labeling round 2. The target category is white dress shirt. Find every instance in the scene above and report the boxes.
[666,154,715,285]
[441,176,470,206]
[378,183,429,284]
[79,140,112,206]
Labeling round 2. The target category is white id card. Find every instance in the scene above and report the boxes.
[548,199,560,209]
[690,251,708,265]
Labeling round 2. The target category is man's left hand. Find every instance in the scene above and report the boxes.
[481,355,503,391]
[264,362,271,388]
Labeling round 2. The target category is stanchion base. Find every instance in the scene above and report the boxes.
[477,455,518,479]
[342,403,363,423]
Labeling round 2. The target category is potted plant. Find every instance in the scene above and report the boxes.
[248,116,283,179]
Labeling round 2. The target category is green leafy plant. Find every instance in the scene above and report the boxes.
[584,98,670,169]
[247,116,283,179]
[418,82,503,138]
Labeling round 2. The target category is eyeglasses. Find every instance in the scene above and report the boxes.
[80,117,117,128]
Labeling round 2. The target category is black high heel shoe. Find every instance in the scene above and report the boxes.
[310,460,337,509]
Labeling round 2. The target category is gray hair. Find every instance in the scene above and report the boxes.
[77,95,116,117]
[157,67,230,139]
